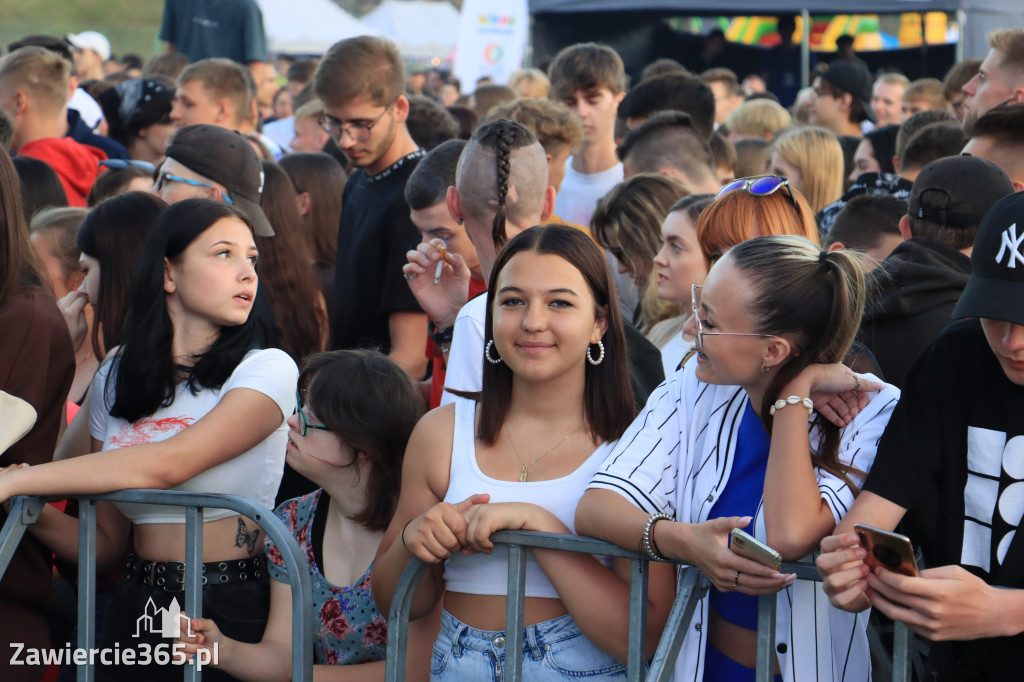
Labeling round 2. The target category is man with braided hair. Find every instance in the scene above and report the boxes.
[313,36,428,379]
[403,119,664,406]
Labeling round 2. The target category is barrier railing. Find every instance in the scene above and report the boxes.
[385,529,916,682]
[0,491,314,682]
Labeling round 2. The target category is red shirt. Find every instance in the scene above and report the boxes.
[426,278,487,409]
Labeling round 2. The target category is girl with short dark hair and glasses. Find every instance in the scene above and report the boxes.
[0,198,294,682]
[175,349,438,681]
[577,185,899,681]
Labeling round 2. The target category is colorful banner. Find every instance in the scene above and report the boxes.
[453,0,529,88]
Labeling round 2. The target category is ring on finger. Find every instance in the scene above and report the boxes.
[403,273,417,281]
[854,375,861,390]
[733,571,741,589]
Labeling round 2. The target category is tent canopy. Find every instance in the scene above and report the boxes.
[255,0,373,55]
[361,0,460,62]
[528,0,1021,58]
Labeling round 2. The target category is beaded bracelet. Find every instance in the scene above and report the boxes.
[769,395,814,415]
[641,513,674,562]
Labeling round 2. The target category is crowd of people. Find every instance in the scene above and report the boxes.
[0,14,1023,682]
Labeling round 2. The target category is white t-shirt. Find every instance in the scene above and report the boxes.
[90,348,298,523]
[553,158,623,228]
[658,332,694,379]
[262,116,295,153]
[440,293,487,405]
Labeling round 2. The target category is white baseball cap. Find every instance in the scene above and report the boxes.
[65,31,111,61]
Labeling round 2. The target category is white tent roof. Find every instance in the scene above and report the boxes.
[361,0,459,61]
[255,0,376,55]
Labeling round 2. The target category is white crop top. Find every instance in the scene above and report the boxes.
[89,348,297,524]
[442,397,613,599]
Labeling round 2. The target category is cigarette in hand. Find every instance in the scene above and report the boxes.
[434,247,446,284]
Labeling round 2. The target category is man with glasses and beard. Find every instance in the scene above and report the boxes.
[312,36,427,380]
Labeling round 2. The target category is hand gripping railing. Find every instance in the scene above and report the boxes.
[0,491,314,682]
[385,530,916,682]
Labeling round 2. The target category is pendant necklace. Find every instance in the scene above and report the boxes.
[504,424,572,482]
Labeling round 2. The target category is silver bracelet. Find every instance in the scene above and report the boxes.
[769,395,814,415]
[641,513,674,562]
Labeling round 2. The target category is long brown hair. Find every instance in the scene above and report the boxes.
[278,153,345,269]
[258,161,330,363]
[0,149,48,304]
[476,224,636,445]
[77,192,167,359]
[729,235,868,489]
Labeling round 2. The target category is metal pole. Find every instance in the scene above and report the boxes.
[801,8,811,88]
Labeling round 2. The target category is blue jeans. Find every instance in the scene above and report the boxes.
[431,608,627,681]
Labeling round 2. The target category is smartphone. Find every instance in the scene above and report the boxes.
[854,523,919,577]
[729,528,782,571]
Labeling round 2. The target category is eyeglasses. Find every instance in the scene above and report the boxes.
[98,159,156,172]
[294,391,330,437]
[154,171,233,205]
[318,98,396,143]
[691,283,777,353]
[717,175,800,214]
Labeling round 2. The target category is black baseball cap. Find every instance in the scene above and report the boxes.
[165,125,274,237]
[98,79,173,142]
[820,61,876,123]
[953,192,1024,326]
[908,155,1014,229]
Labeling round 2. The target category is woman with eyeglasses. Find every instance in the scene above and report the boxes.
[0,198,293,682]
[174,349,437,681]
[577,226,899,678]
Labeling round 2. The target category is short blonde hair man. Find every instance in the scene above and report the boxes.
[725,99,792,142]
[508,68,550,99]
[902,78,948,120]
[290,98,328,153]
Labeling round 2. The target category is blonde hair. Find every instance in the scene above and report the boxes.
[591,174,690,331]
[989,28,1024,75]
[0,46,69,113]
[177,58,252,126]
[293,98,326,123]
[772,126,844,213]
[726,99,792,139]
[508,68,550,99]
[903,78,948,110]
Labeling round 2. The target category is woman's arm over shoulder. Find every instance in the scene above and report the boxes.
[822,379,902,523]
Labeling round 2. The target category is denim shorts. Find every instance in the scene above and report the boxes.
[431,608,628,681]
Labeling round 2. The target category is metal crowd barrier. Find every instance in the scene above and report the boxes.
[385,529,916,682]
[0,491,314,682]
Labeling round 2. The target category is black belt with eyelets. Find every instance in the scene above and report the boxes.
[124,554,265,592]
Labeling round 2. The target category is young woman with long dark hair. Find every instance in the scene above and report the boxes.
[0,198,296,682]
[374,225,676,680]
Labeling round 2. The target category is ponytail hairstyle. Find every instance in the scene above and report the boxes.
[727,235,868,488]
[108,198,277,423]
[473,224,635,445]
[468,119,540,248]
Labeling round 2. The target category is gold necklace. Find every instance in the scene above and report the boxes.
[503,424,572,482]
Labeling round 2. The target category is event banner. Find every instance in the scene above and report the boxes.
[453,0,529,88]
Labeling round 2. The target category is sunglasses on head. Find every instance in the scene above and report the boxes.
[716,175,803,219]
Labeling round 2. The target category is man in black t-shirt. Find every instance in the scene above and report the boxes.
[313,36,427,379]
[818,192,1024,680]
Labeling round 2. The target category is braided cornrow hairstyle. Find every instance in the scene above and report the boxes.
[470,119,539,248]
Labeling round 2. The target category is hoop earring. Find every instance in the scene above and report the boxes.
[485,339,503,364]
[761,363,771,374]
[586,340,605,366]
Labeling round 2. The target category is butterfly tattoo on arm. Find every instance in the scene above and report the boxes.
[234,518,261,555]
